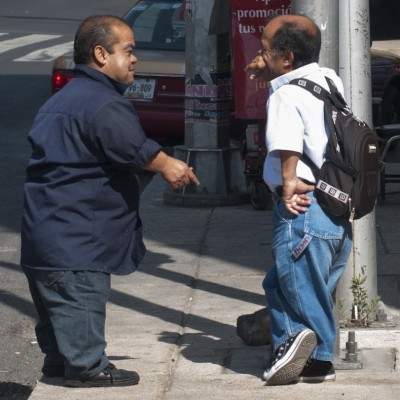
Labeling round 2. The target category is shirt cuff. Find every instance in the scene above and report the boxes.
[137,138,163,166]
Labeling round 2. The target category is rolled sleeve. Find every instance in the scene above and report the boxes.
[136,137,162,165]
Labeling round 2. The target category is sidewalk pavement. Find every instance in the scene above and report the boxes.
[28,173,400,400]
[28,37,400,400]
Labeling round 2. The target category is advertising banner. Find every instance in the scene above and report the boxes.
[230,0,291,119]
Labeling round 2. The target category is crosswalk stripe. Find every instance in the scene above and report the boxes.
[0,34,61,54]
[15,41,73,62]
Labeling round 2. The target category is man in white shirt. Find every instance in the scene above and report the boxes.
[245,15,352,385]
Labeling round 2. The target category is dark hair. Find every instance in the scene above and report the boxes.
[74,15,130,64]
[272,20,321,68]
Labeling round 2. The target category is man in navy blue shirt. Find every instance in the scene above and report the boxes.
[21,15,199,388]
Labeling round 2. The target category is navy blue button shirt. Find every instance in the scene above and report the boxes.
[20,65,162,275]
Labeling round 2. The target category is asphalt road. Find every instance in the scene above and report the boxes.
[0,2,135,398]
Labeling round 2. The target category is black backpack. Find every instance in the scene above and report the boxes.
[289,77,380,222]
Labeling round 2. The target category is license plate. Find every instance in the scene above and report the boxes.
[124,79,156,100]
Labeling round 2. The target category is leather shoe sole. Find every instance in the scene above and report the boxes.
[42,365,65,378]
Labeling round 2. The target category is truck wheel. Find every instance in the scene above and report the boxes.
[247,180,272,210]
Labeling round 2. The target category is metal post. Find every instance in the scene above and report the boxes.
[164,0,249,207]
[292,0,341,358]
[294,0,378,360]
[292,0,339,71]
[336,0,378,317]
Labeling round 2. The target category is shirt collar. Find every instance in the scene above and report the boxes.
[74,64,129,95]
[269,63,320,93]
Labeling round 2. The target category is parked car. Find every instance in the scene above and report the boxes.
[52,0,186,144]
[371,49,400,126]
[51,0,400,144]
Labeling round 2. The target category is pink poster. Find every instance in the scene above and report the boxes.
[230,0,291,119]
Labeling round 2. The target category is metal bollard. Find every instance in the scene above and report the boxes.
[345,331,358,362]
[376,308,387,322]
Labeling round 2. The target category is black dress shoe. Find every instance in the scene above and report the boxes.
[63,363,140,388]
[42,364,65,377]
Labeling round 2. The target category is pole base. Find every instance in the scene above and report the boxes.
[163,145,249,207]
[163,191,249,207]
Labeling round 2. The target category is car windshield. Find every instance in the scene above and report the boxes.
[123,0,185,52]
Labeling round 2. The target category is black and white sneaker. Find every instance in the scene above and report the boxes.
[263,328,317,385]
[297,359,336,383]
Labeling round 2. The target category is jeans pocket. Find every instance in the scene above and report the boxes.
[304,195,348,240]
[274,199,295,222]
[44,271,66,286]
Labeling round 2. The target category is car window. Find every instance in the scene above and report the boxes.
[123,1,185,51]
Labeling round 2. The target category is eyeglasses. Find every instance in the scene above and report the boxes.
[257,48,276,57]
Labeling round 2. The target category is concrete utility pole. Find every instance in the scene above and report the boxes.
[164,0,249,207]
[336,0,378,317]
[292,0,339,71]
[292,0,377,355]
[292,0,342,357]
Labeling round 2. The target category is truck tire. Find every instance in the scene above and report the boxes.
[246,179,272,210]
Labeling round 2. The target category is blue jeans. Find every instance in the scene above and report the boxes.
[23,267,111,379]
[263,192,352,361]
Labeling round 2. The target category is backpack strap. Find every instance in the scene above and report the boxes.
[288,78,336,175]
[289,78,331,102]
[288,77,355,178]
[290,77,347,110]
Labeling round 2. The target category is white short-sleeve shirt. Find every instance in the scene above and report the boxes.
[263,62,345,192]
